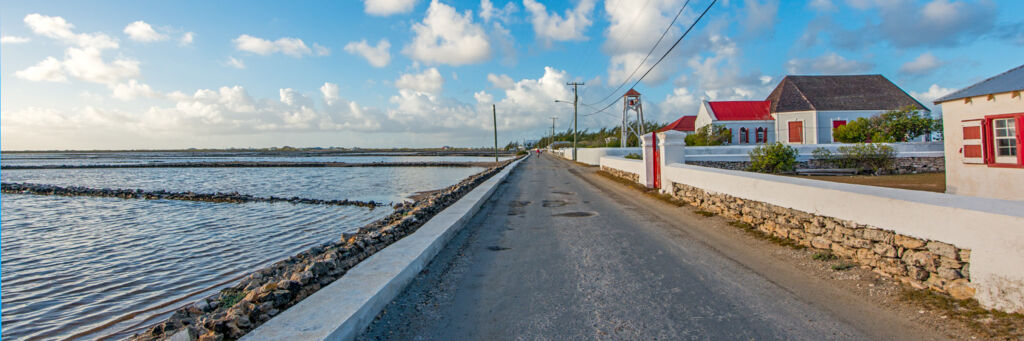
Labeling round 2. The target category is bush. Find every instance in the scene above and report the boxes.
[684,124,732,146]
[837,143,896,175]
[748,142,798,173]
[516,150,528,156]
[834,106,938,143]
[624,153,642,160]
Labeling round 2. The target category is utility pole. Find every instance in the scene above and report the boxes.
[566,82,584,161]
[550,116,557,150]
[492,104,498,162]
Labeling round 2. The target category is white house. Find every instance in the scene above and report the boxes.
[934,64,1024,201]
[695,100,774,144]
[765,75,930,144]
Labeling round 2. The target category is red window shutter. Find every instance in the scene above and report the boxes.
[788,121,803,143]
[961,120,984,164]
[832,120,847,142]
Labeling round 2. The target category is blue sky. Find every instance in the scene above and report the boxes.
[2,0,1022,150]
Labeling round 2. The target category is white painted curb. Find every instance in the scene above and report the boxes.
[242,156,526,341]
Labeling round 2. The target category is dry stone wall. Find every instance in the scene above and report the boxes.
[600,165,639,183]
[667,181,975,300]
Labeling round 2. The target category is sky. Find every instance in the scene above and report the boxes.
[1,0,1022,150]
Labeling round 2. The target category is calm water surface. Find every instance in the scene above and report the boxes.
[1,156,486,340]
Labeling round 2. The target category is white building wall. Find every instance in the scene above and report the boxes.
[695,101,715,131]
[718,120,774,144]
[939,91,1024,201]
[775,111,818,144]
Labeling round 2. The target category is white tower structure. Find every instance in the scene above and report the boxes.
[621,88,646,147]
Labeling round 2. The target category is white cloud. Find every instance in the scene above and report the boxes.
[686,35,772,101]
[62,47,141,84]
[830,0,998,49]
[363,0,418,16]
[602,0,688,85]
[124,21,168,42]
[911,84,955,107]
[179,32,195,46]
[344,39,391,67]
[110,79,159,101]
[523,0,595,42]
[313,43,330,56]
[809,0,836,11]
[486,73,514,89]
[900,52,944,76]
[404,0,491,66]
[474,91,494,104]
[786,52,873,75]
[233,34,317,57]
[395,67,444,94]
[24,13,118,50]
[14,57,68,82]
[479,0,517,23]
[659,87,699,118]
[1,36,30,44]
[226,57,245,69]
[740,0,779,36]
[321,82,340,105]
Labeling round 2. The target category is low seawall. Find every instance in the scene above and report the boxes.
[134,156,523,341]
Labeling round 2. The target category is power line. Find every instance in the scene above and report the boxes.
[583,0,692,107]
[584,0,717,118]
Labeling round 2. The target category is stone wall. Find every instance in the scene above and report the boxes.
[668,181,975,300]
[600,165,639,183]
[687,156,945,174]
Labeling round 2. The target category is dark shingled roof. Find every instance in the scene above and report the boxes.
[934,64,1024,103]
[765,75,929,113]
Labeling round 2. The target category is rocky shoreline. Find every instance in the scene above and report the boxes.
[1,161,497,170]
[1,183,384,208]
[131,156,520,341]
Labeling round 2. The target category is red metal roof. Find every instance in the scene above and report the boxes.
[708,100,773,121]
[659,115,696,132]
[624,88,641,97]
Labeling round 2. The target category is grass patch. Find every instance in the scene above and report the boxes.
[812,251,838,261]
[899,287,1024,339]
[790,172,945,193]
[831,262,856,271]
[218,288,246,309]
[695,210,715,217]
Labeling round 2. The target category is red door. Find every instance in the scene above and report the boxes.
[788,121,803,143]
[651,132,661,189]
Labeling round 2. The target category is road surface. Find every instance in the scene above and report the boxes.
[359,154,948,340]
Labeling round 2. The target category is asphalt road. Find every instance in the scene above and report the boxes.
[359,154,948,340]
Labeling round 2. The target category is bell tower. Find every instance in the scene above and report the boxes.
[621,88,646,147]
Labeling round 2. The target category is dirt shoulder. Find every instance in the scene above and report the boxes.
[559,158,1021,341]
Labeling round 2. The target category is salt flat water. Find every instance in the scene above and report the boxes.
[1,152,512,167]
[0,153,492,340]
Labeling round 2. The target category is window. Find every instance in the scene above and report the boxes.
[756,127,766,143]
[740,128,749,144]
[977,113,1024,167]
[993,118,1017,164]
[832,120,847,142]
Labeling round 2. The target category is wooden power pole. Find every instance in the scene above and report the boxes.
[566,82,584,161]
[492,104,498,162]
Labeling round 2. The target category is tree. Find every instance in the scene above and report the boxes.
[833,106,938,143]
[684,124,732,146]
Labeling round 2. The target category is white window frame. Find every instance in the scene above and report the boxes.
[993,117,1018,164]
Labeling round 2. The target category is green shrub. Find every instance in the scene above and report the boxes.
[834,106,938,143]
[748,142,798,173]
[837,143,896,174]
[812,252,838,261]
[516,150,528,156]
[684,124,732,146]
[623,153,642,160]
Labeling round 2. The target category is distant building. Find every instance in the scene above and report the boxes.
[934,64,1024,201]
[695,100,774,144]
[766,75,929,144]
[659,115,697,133]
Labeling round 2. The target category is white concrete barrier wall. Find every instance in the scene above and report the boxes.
[572,147,642,166]
[659,162,1024,312]
[598,156,645,184]
[684,141,944,162]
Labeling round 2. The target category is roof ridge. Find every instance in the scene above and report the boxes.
[788,78,816,111]
[935,64,1024,103]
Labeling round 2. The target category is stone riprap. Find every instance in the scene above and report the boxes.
[0,161,496,170]
[666,181,974,300]
[688,156,945,174]
[600,166,639,183]
[1,183,384,208]
[132,157,520,341]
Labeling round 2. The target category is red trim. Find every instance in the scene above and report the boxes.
[651,132,661,189]
[983,113,1024,167]
[788,121,803,143]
